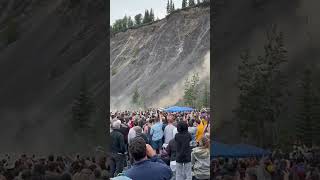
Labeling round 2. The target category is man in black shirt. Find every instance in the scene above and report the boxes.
[110,120,126,177]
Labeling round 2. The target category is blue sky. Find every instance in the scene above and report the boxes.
[110,0,183,25]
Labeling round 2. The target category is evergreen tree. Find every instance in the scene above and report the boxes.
[127,16,134,28]
[150,9,155,22]
[143,10,150,24]
[234,25,288,147]
[182,0,188,8]
[134,14,142,25]
[295,68,320,146]
[172,3,175,11]
[202,83,210,108]
[170,0,175,13]
[71,75,94,135]
[132,87,140,105]
[189,0,195,6]
[183,73,200,108]
[167,0,170,14]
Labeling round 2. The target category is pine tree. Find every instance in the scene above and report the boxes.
[71,75,94,135]
[295,68,320,147]
[143,10,150,24]
[134,14,142,25]
[234,25,288,147]
[202,83,210,108]
[132,87,140,104]
[182,0,188,8]
[127,16,134,28]
[167,0,170,14]
[170,0,175,13]
[189,0,195,6]
[150,9,155,22]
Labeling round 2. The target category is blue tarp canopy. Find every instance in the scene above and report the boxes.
[164,106,194,113]
[211,142,271,158]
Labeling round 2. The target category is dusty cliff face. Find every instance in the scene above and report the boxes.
[110,6,210,111]
[0,0,107,153]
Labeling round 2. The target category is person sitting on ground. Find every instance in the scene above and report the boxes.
[124,137,172,180]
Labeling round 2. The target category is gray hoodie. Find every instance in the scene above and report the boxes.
[191,147,210,179]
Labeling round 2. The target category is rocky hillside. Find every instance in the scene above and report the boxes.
[110,5,210,111]
[0,0,107,153]
[213,0,320,142]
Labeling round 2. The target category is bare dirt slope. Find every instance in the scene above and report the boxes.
[110,5,210,111]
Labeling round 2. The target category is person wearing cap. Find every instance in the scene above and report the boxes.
[110,120,126,177]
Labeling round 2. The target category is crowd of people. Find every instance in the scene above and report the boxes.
[211,145,320,180]
[0,153,113,180]
[109,109,211,180]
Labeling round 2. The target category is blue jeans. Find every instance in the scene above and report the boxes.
[176,162,192,180]
[151,139,163,150]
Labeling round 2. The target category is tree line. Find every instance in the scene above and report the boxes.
[110,8,156,35]
[183,73,210,110]
[111,0,210,35]
[234,24,320,149]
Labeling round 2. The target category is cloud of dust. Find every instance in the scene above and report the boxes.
[154,51,210,107]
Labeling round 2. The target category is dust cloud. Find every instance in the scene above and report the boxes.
[154,51,210,108]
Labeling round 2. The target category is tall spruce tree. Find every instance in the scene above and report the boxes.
[189,0,195,6]
[143,10,150,24]
[71,75,94,135]
[150,9,155,22]
[182,0,188,8]
[202,83,210,108]
[234,25,288,147]
[127,16,134,28]
[167,0,170,14]
[132,87,140,105]
[295,68,320,147]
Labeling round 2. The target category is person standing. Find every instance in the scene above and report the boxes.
[175,121,192,180]
[164,115,176,145]
[150,117,164,154]
[110,120,126,177]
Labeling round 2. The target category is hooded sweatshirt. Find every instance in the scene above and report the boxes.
[175,121,192,163]
[191,147,210,179]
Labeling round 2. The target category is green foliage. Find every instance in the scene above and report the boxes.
[295,68,320,147]
[111,9,155,35]
[111,67,117,76]
[167,0,170,14]
[167,0,175,14]
[71,75,95,136]
[160,82,167,90]
[189,0,195,6]
[182,0,188,8]
[202,83,210,108]
[234,25,289,147]
[183,73,200,108]
[134,14,142,25]
[1,18,19,45]
[132,87,140,105]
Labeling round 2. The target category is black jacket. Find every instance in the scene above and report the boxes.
[175,132,192,163]
[166,139,177,162]
[110,129,126,154]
